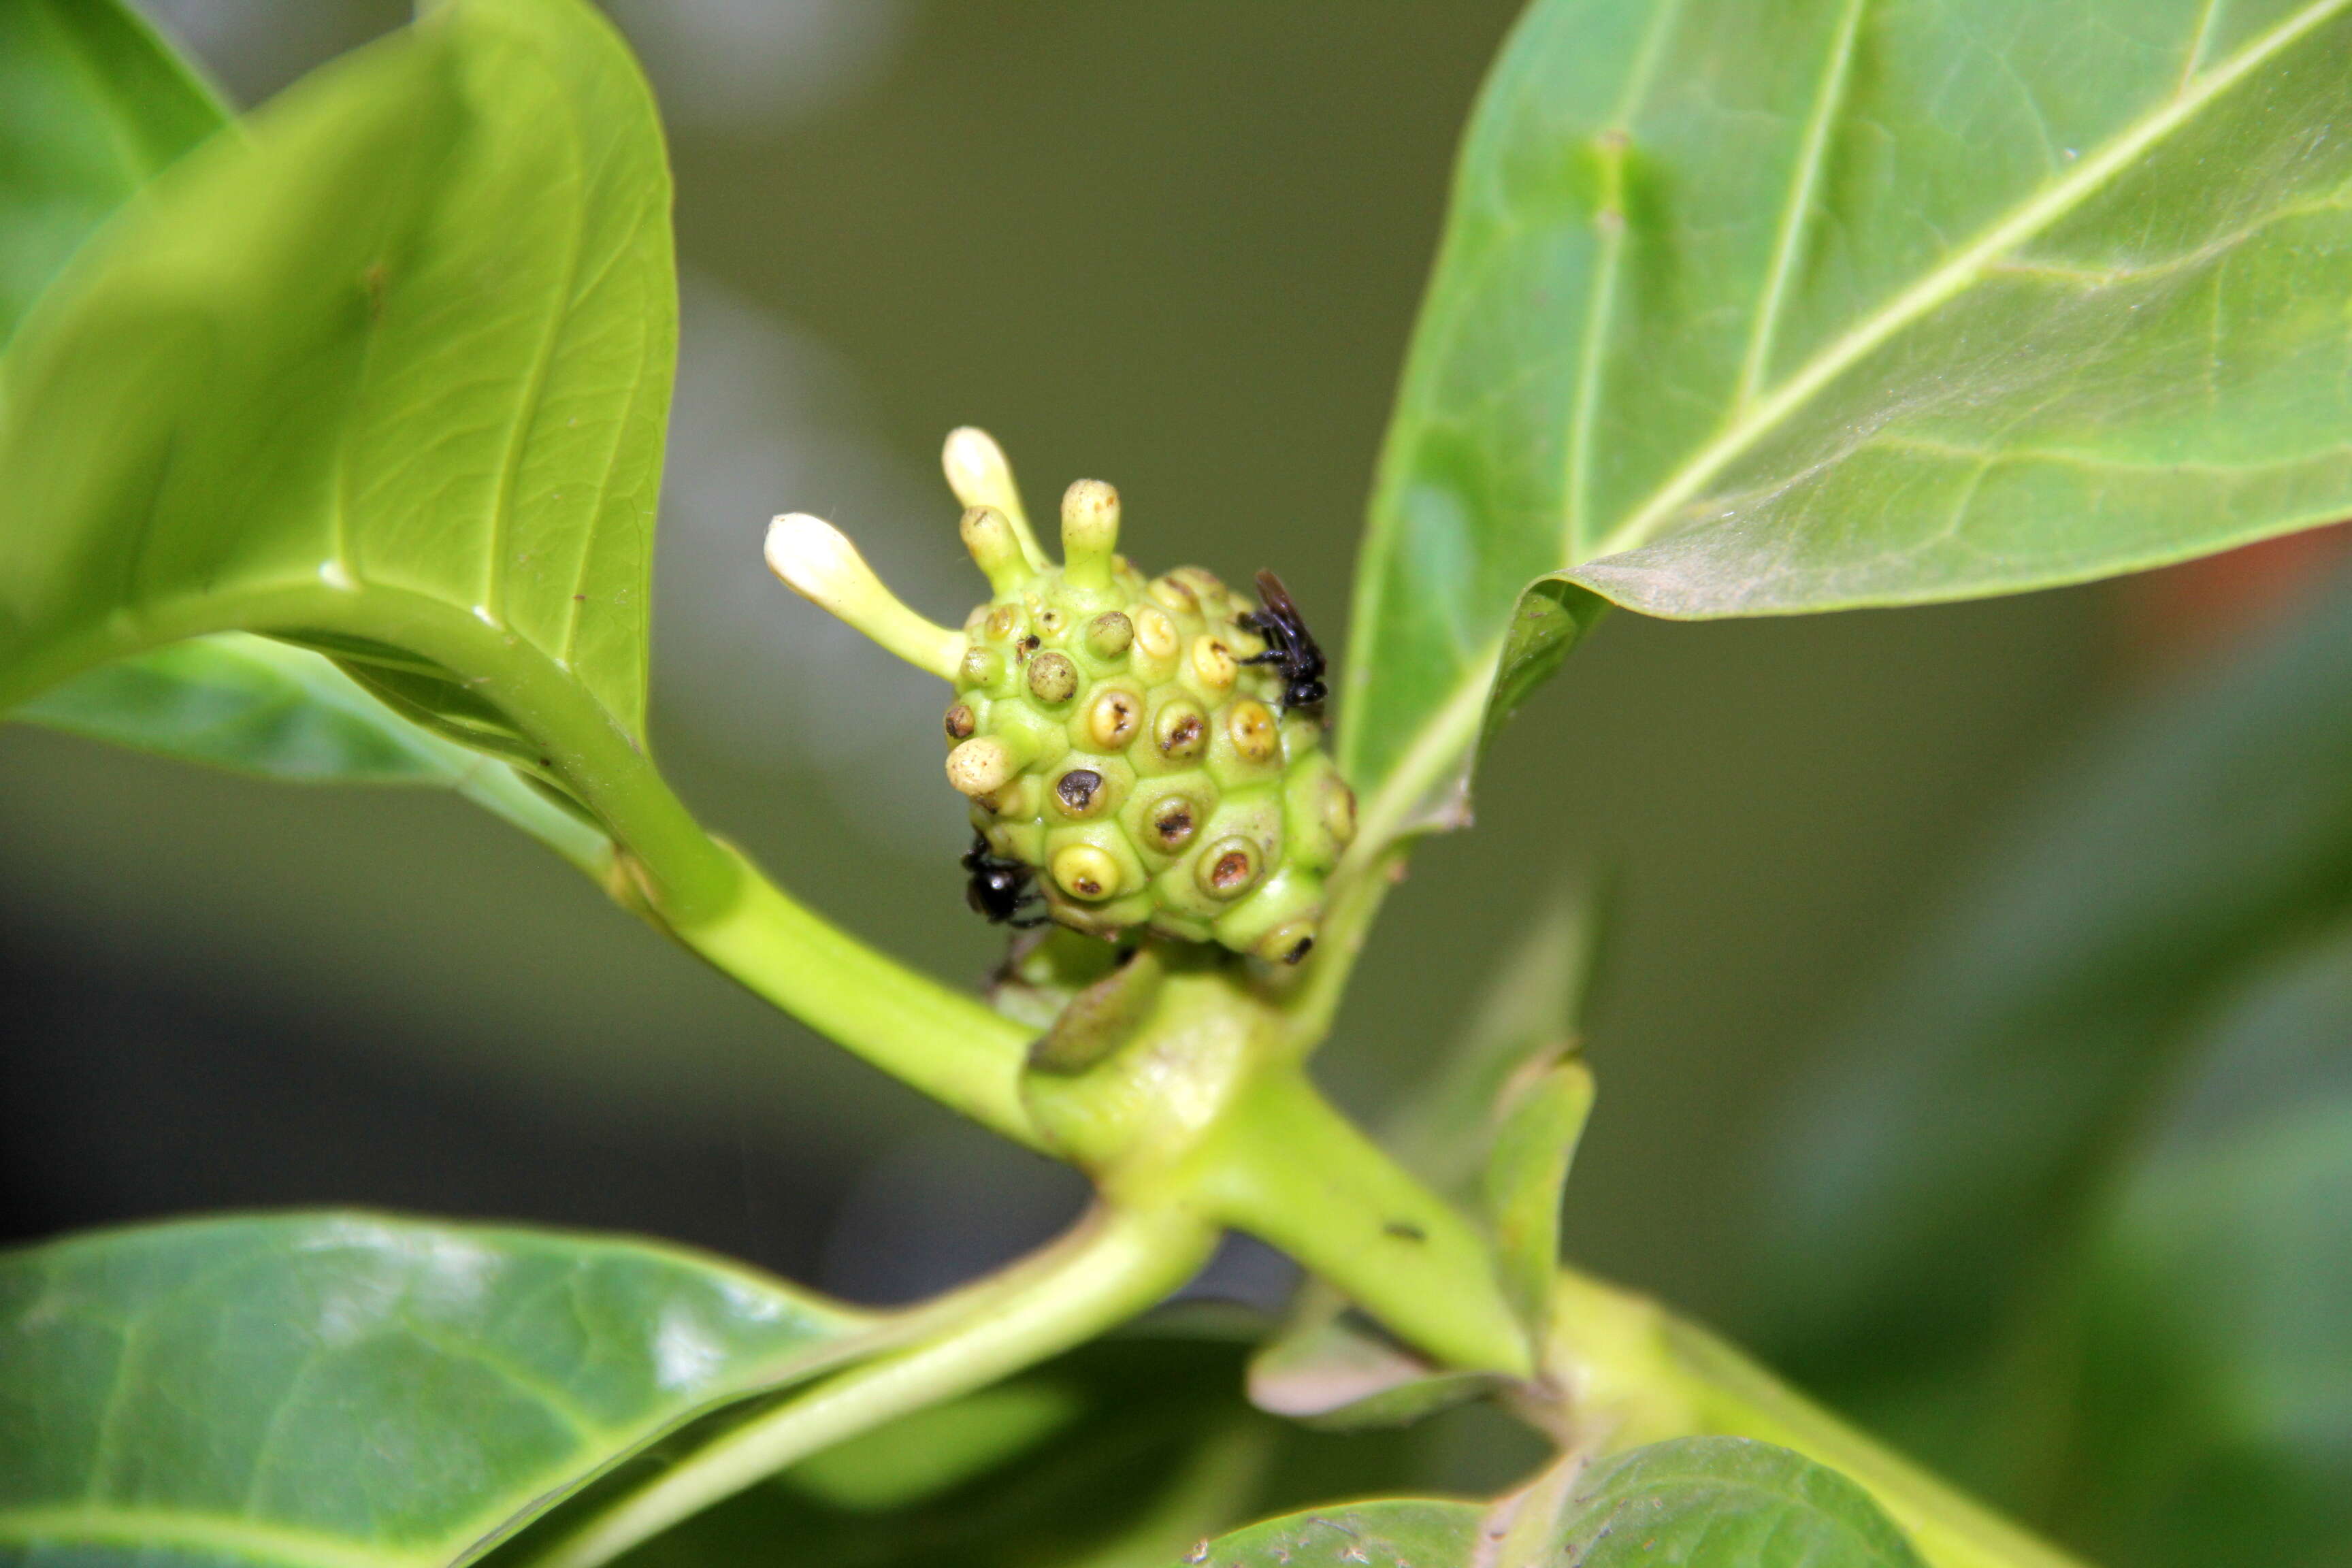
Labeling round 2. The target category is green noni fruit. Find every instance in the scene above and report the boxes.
[766,428,1354,964]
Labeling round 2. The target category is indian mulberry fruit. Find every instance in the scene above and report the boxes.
[765,427,1355,964]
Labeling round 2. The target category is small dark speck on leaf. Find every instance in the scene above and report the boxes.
[1384,1220,1427,1243]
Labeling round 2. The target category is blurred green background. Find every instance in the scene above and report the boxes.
[0,0,2149,1329]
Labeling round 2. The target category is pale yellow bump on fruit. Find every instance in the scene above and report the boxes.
[1226,699,1277,763]
[1133,604,1180,662]
[1323,777,1358,845]
[1258,919,1318,966]
[1190,634,1238,691]
[1052,843,1123,901]
[1154,698,1207,760]
[1085,687,1143,750]
[947,735,1026,798]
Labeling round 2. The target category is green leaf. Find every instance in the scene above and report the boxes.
[0,1213,881,1568]
[1189,1441,1925,1568]
[1386,888,1600,1199]
[0,2,610,870]
[1754,564,2352,1412]
[0,0,695,881]
[2059,919,2352,1568]
[16,632,611,871]
[1482,1059,1593,1333]
[1345,0,2352,847]
[1174,1499,1482,1568]
[588,1318,1444,1568]
[1542,1438,1928,1568]
[0,0,227,342]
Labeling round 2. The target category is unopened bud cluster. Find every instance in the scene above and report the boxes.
[766,429,1354,964]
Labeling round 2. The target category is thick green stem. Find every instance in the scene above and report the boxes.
[1543,1271,2086,1568]
[531,1200,1219,1568]
[664,842,1041,1151]
[1188,1066,1531,1378]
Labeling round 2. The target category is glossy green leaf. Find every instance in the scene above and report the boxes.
[17,632,610,871]
[1754,564,2352,1424]
[0,3,615,869]
[1345,0,2352,847]
[1543,1438,1928,1568]
[0,0,689,869]
[0,1213,881,1568]
[1189,1441,1926,1568]
[0,0,225,342]
[597,1319,1446,1568]
[2059,919,2352,1568]
[1175,1499,1482,1568]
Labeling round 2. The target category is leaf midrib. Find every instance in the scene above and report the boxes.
[1586,0,2352,564]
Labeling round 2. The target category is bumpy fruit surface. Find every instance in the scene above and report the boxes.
[767,429,1355,964]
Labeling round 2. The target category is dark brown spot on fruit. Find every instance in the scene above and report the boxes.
[1148,796,1197,849]
[1056,768,1104,815]
[944,703,977,740]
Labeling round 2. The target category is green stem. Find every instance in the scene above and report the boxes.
[532,1200,1220,1568]
[1188,1066,1531,1377]
[665,841,1041,1150]
[1545,1271,2086,1568]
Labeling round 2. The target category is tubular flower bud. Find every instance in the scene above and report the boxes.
[772,431,1354,962]
[943,427,1049,570]
[766,512,966,681]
